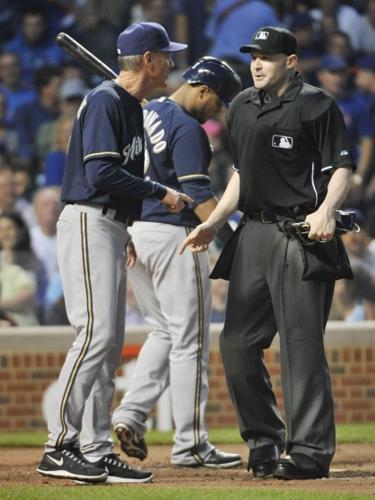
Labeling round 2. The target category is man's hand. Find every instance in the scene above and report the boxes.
[126,240,137,268]
[161,187,193,213]
[179,223,217,254]
[305,206,336,241]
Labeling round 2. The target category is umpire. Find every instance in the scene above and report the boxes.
[181,27,355,480]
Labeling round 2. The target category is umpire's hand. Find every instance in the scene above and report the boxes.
[305,206,336,241]
[161,187,193,213]
[179,222,216,254]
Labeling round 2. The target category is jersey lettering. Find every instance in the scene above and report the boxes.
[143,109,167,154]
[122,136,143,165]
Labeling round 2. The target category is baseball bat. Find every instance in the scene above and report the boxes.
[56,32,117,80]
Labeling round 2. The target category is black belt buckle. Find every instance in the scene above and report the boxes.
[260,210,273,224]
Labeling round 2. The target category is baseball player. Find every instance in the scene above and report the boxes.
[112,57,243,468]
[37,22,190,484]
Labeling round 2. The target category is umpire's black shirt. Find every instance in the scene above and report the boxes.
[227,72,356,214]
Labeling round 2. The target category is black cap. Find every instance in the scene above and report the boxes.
[240,26,297,56]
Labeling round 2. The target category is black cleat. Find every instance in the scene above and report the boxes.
[37,447,107,483]
[178,448,243,469]
[92,453,153,483]
[114,423,148,461]
[200,448,243,469]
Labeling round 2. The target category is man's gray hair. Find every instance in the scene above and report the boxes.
[118,55,144,72]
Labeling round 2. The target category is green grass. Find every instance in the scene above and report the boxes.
[0,423,374,447]
[0,486,373,500]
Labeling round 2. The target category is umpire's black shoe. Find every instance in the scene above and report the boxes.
[273,455,329,480]
[114,423,148,461]
[37,447,107,483]
[248,444,280,478]
[92,453,153,483]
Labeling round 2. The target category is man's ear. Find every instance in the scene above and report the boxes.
[287,54,297,69]
[144,51,152,66]
[198,84,210,99]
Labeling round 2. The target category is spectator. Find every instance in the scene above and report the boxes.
[0,0,21,44]
[13,163,37,229]
[355,55,375,205]
[205,0,279,86]
[173,0,209,66]
[355,54,375,121]
[0,165,16,216]
[59,77,88,115]
[330,262,375,320]
[43,113,75,186]
[310,0,362,51]
[0,52,36,125]
[210,276,228,323]
[0,92,19,159]
[317,55,375,206]
[130,0,186,68]
[14,65,62,162]
[0,212,40,326]
[36,77,86,161]
[325,31,354,66]
[4,6,63,84]
[30,187,62,307]
[357,0,375,54]
[202,117,233,195]
[343,210,375,277]
[331,209,375,319]
[70,5,119,74]
[290,12,324,85]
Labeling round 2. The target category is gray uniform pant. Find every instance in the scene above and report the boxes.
[112,222,214,465]
[220,219,335,471]
[46,203,130,458]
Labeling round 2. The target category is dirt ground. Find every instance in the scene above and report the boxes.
[1,444,375,495]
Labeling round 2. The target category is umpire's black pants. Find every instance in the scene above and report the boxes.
[220,219,335,471]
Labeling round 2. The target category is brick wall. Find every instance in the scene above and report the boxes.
[206,344,375,428]
[0,323,374,432]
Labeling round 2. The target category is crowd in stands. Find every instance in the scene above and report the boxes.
[0,0,374,326]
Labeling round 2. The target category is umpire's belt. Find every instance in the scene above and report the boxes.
[248,209,309,224]
[68,202,133,226]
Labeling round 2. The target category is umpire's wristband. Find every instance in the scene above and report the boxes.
[216,223,234,244]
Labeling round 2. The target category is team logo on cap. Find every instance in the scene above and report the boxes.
[272,135,293,149]
[255,31,269,40]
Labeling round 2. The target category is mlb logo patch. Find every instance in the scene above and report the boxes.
[272,135,293,149]
[255,31,269,40]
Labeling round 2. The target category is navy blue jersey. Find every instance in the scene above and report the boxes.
[141,97,214,227]
[61,80,165,220]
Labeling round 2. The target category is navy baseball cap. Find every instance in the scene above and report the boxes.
[320,54,347,72]
[117,22,187,56]
[240,26,297,56]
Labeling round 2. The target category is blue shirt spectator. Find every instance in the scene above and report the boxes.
[0,52,36,125]
[318,55,375,163]
[14,66,62,161]
[172,0,209,65]
[4,7,63,84]
[205,0,279,65]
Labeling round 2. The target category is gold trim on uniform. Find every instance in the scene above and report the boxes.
[56,212,94,448]
[185,227,205,461]
[177,174,210,182]
[83,151,121,161]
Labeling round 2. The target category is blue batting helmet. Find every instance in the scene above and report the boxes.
[182,56,242,106]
